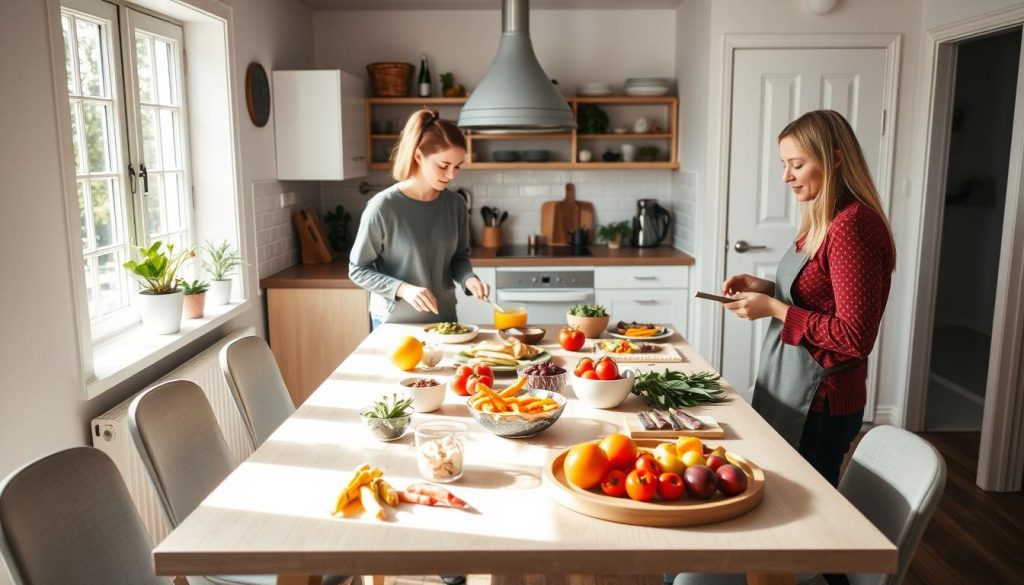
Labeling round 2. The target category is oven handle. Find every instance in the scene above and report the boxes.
[497,290,594,303]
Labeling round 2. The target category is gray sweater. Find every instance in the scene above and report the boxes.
[349,185,476,324]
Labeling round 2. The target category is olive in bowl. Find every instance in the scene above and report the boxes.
[517,362,568,393]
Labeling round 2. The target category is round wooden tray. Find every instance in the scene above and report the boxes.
[543,439,766,527]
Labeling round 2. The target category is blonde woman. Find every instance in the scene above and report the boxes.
[350,109,489,326]
[722,110,896,486]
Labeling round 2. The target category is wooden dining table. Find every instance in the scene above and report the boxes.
[153,324,897,585]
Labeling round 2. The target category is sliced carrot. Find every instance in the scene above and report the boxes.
[498,376,529,399]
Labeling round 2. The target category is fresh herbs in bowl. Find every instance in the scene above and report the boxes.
[632,370,727,408]
[568,304,607,318]
[361,393,414,441]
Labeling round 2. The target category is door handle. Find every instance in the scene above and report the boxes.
[139,163,149,193]
[632,275,658,281]
[497,290,593,303]
[733,240,767,253]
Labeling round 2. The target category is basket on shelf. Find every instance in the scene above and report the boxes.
[366,62,414,97]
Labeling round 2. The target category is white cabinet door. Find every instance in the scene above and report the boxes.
[456,267,496,326]
[595,266,689,290]
[596,289,688,332]
[273,70,367,180]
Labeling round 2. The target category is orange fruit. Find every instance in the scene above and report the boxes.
[390,336,423,371]
[675,436,703,457]
[598,433,639,471]
[564,443,610,489]
[681,450,706,467]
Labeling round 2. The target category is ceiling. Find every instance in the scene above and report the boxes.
[302,0,684,10]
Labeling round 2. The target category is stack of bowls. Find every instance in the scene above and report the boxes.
[624,78,670,96]
[577,82,613,97]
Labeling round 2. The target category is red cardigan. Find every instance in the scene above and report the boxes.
[781,201,894,415]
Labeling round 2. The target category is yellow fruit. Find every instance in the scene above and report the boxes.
[681,449,706,467]
[390,336,424,371]
[676,435,703,457]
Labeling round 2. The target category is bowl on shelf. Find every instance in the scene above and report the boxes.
[493,150,521,162]
[517,362,568,393]
[400,377,446,413]
[577,82,613,97]
[466,389,566,438]
[500,326,546,345]
[570,369,636,409]
[522,149,551,162]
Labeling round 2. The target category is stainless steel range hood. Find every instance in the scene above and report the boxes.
[457,0,576,133]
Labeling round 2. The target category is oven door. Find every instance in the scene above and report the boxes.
[495,288,594,324]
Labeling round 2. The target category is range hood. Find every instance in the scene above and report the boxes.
[457,0,576,132]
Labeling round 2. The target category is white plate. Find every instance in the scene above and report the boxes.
[625,77,669,85]
[577,89,613,97]
[624,86,670,96]
[423,323,479,344]
[605,325,675,342]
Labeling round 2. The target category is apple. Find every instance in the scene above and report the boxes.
[706,454,728,471]
[716,464,748,496]
[683,465,718,500]
[657,472,685,501]
[653,443,686,476]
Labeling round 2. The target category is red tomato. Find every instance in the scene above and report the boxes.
[657,472,685,501]
[559,327,586,351]
[595,359,620,380]
[451,365,474,396]
[466,373,494,394]
[625,469,658,502]
[600,469,628,497]
[598,433,640,471]
[580,370,599,380]
[575,357,595,376]
[635,453,662,477]
[472,364,494,379]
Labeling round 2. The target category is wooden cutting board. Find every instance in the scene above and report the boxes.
[543,183,595,246]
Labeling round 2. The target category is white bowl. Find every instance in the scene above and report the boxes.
[570,369,635,409]
[624,86,670,96]
[400,377,446,413]
[423,323,479,345]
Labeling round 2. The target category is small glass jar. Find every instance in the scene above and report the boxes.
[414,421,467,483]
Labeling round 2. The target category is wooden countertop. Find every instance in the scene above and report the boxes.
[260,245,695,289]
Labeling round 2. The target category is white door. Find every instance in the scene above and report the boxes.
[721,48,887,402]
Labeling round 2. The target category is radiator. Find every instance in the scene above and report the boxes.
[90,327,256,544]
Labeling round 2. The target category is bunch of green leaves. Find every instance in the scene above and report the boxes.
[569,303,607,318]
[577,104,609,134]
[177,278,209,295]
[632,370,727,408]
[202,240,242,281]
[123,241,195,295]
[365,393,414,419]
[598,221,630,242]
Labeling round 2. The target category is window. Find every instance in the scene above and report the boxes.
[62,0,192,340]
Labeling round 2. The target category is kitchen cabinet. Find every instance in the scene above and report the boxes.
[273,70,367,180]
[366,96,678,170]
[455,267,496,325]
[595,265,689,332]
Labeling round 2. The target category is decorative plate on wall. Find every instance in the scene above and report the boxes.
[245,62,270,127]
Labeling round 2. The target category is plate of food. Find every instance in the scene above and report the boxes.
[606,321,674,342]
[455,338,551,372]
[594,339,683,362]
[423,322,479,344]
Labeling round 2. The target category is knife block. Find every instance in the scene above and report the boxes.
[481,226,503,249]
[292,208,335,264]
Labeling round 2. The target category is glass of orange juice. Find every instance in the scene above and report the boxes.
[494,304,528,330]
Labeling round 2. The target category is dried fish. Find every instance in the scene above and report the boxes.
[637,411,656,430]
[671,408,704,430]
[649,410,673,430]
[665,411,686,431]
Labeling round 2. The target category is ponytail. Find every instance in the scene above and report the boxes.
[391,109,467,181]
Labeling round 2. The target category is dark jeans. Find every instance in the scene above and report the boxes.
[798,399,864,487]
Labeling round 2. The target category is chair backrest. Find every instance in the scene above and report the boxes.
[841,425,947,585]
[129,379,235,528]
[0,447,168,585]
[220,335,295,449]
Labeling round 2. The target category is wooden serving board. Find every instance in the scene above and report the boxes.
[543,439,765,527]
[623,413,725,439]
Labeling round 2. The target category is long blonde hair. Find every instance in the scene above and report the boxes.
[390,109,467,181]
[778,110,896,268]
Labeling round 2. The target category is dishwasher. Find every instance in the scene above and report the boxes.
[494,267,595,324]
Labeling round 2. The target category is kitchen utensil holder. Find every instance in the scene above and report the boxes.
[481,226,503,249]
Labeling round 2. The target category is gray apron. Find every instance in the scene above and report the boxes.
[751,243,857,448]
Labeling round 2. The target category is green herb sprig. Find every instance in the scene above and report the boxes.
[364,393,414,420]
[568,304,607,318]
[631,370,727,408]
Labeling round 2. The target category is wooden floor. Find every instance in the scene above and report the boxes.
[374,432,1023,585]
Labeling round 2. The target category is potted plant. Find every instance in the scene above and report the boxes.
[440,72,465,97]
[202,240,242,306]
[637,145,660,162]
[323,204,353,252]
[179,278,209,319]
[598,221,631,249]
[360,393,414,441]
[566,304,610,339]
[122,241,195,334]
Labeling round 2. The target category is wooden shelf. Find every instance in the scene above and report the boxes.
[578,133,672,139]
[467,133,572,140]
[367,97,467,105]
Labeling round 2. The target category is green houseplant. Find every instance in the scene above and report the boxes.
[122,241,195,334]
[202,240,241,306]
[566,303,610,338]
[598,221,631,249]
[360,393,414,441]
[323,205,353,252]
[179,278,209,319]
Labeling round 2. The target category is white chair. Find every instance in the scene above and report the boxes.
[672,425,947,585]
[220,335,296,450]
[0,446,169,585]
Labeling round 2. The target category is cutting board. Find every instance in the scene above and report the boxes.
[542,183,594,245]
[292,208,334,264]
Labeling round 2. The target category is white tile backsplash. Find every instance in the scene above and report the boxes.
[253,179,320,278]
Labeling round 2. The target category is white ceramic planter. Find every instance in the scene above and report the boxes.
[207,279,232,306]
[136,290,184,334]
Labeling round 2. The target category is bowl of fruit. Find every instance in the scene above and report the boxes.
[518,362,568,393]
[570,357,635,409]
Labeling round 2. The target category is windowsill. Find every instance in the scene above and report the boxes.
[86,299,251,399]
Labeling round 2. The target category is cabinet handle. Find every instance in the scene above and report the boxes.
[632,275,657,281]
[635,299,659,304]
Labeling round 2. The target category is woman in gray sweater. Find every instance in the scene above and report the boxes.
[349,109,490,325]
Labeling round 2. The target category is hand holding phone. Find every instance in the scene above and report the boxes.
[693,291,738,304]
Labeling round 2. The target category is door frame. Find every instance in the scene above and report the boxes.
[701,34,902,422]
[904,6,1024,491]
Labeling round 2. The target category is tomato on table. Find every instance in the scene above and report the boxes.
[594,358,619,380]
[657,472,685,501]
[600,469,628,497]
[635,452,662,477]
[451,364,494,396]
[625,469,658,502]
[575,357,595,376]
[559,327,586,351]
[580,370,599,380]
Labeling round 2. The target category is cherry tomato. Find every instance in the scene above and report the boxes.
[657,472,685,501]
[451,365,474,396]
[559,327,586,352]
[635,452,662,477]
[580,369,599,380]
[575,357,595,376]
[595,358,619,381]
[600,469,628,497]
[472,364,494,379]
[625,469,658,502]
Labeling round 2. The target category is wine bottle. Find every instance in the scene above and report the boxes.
[418,54,431,97]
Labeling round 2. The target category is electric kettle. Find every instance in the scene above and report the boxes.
[631,199,671,248]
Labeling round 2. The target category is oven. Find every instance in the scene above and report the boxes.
[494,267,595,324]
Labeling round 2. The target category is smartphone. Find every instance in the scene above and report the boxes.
[693,291,738,303]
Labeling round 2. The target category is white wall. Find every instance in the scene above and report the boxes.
[923,0,1024,30]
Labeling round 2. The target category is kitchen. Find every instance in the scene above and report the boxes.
[3,1,1024,584]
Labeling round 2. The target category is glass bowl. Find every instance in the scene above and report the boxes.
[360,409,412,441]
[465,389,566,439]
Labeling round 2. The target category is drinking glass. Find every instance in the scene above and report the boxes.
[493,304,528,330]
[414,421,468,482]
